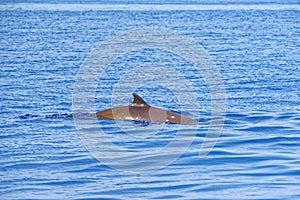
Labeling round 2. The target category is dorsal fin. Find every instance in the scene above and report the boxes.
[132,93,148,105]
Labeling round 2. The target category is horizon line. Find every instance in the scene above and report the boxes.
[1,3,300,11]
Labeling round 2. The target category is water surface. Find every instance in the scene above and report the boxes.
[1,3,300,199]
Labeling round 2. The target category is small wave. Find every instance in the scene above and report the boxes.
[20,113,74,119]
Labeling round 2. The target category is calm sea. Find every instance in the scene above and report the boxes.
[1,2,300,199]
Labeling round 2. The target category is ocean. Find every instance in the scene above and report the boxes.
[1,2,300,199]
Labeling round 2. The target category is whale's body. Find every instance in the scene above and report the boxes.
[96,93,198,124]
[21,93,198,124]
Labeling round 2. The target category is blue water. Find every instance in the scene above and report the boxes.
[1,3,300,199]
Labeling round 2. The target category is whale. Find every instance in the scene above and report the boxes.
[21,93,199,124]
[95,93,198,124]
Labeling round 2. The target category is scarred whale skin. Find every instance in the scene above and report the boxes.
[96,93,198,124]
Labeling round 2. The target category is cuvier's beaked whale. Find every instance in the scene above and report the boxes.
[21,93,199,124]
[95,93,198,124]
